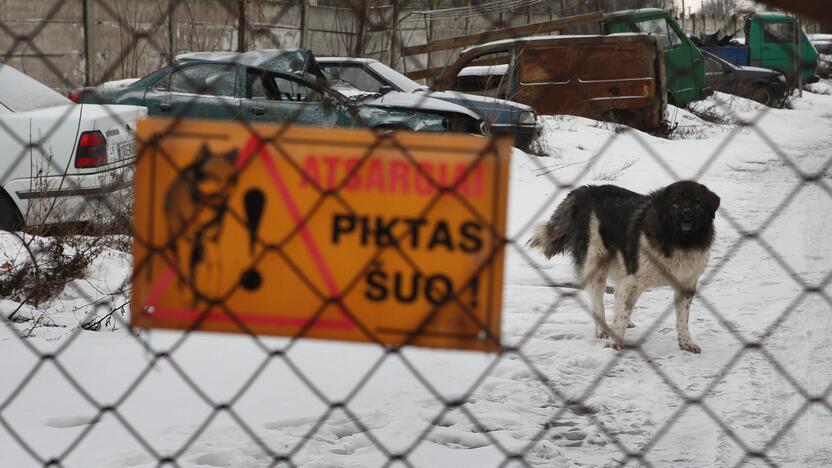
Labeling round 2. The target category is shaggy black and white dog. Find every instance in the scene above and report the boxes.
[527,181,720,353]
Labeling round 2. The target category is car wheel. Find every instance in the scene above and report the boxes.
[750,85,774,107]
[0,194,22,232]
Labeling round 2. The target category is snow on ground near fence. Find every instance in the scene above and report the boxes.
[1,90,832,467]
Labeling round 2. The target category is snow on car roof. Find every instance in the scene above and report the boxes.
[0,63,70,113]
[457,64,509,77]
[316,57,375,64]
[175,49,326,79]
[460,33,646,53]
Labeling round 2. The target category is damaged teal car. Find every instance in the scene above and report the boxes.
[74,49,483,134]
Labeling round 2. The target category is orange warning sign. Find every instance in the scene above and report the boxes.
[131,119,510,352]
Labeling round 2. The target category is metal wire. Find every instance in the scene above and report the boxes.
[1,1,830,467]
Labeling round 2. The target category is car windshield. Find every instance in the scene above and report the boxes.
[704,52,735,70]
[323,78,375,100]
[321,63,392,95]
[367,61,427,93]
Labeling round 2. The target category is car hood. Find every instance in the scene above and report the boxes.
[362,92,480,120]
[413,90,534,123]
[734,66,784,81]
[737,65,780,74]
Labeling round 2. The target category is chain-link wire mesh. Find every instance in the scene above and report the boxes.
[1,1,831,466]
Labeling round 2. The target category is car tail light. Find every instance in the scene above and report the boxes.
[75,131,108,168]
[68,89,86,103]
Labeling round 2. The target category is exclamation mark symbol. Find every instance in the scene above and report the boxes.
[240,189,265,291]
[469,274,479,308]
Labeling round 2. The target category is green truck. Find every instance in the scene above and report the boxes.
[602,8,711,107]
[701,12,819,87]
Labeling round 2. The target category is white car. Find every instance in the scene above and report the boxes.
[0,64,146,230]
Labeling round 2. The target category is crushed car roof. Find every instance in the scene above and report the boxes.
[175,49,326,79]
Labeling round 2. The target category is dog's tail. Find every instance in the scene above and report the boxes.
[526,192,579,259]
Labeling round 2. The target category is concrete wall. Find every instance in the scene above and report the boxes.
[0,0,362,93]
[1,0,663,93]
[397,5,556,78]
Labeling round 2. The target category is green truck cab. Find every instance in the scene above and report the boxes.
[603,8,711,107]
[703,13,819,87]
[745,13,818,86]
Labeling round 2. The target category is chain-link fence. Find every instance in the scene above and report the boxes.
[1,1,831,467]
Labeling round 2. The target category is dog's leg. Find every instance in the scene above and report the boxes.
[609,276,641,351]
[587,268,609,339]
[674,287,701,354]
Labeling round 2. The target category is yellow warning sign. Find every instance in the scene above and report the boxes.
[131,119,510,352]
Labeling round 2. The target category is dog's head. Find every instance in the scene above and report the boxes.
[655,181,720,237]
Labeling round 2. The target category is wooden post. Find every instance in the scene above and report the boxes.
[168,0,175,64]
[353,0,367,57]
[425,12,432,78]
[300,0,309,49]
[237,0,247,52]
[389,1,399,67]
[795,16,803,96]
[82,0,92,86]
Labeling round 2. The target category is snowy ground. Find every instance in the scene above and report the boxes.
[1,89,832,467]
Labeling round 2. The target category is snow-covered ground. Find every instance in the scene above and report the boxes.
[2,90,832,467]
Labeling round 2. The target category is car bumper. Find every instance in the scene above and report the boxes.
[5,168,133,227]
[490,123,541,151]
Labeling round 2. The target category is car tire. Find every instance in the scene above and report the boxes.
[0,192,22,232]
[750,85,774,107]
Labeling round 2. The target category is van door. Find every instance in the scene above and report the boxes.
[514,45,575,115]
[630,17,696,106]
[753,20,797,81]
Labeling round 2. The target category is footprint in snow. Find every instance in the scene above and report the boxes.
[425,426,491,449]
[43,415,97,428]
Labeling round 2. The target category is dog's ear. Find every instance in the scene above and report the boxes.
[651,186,669,211]
[704,188,720,219]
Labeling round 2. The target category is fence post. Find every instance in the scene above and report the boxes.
[795,16,803,96]
[389,1,399,67]
[168,0,175,64]
[300,0,308,49]
[237,0,247,52]
[425,13,432,79]
[353,0,368,57]
[82,0,92,86]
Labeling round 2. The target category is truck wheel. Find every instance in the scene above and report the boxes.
[750,85,774,107]
[0,193,22,232]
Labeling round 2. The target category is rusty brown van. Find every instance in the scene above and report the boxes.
[434,34,667,130]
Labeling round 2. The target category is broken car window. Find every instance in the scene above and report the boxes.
[170,63,237,97]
